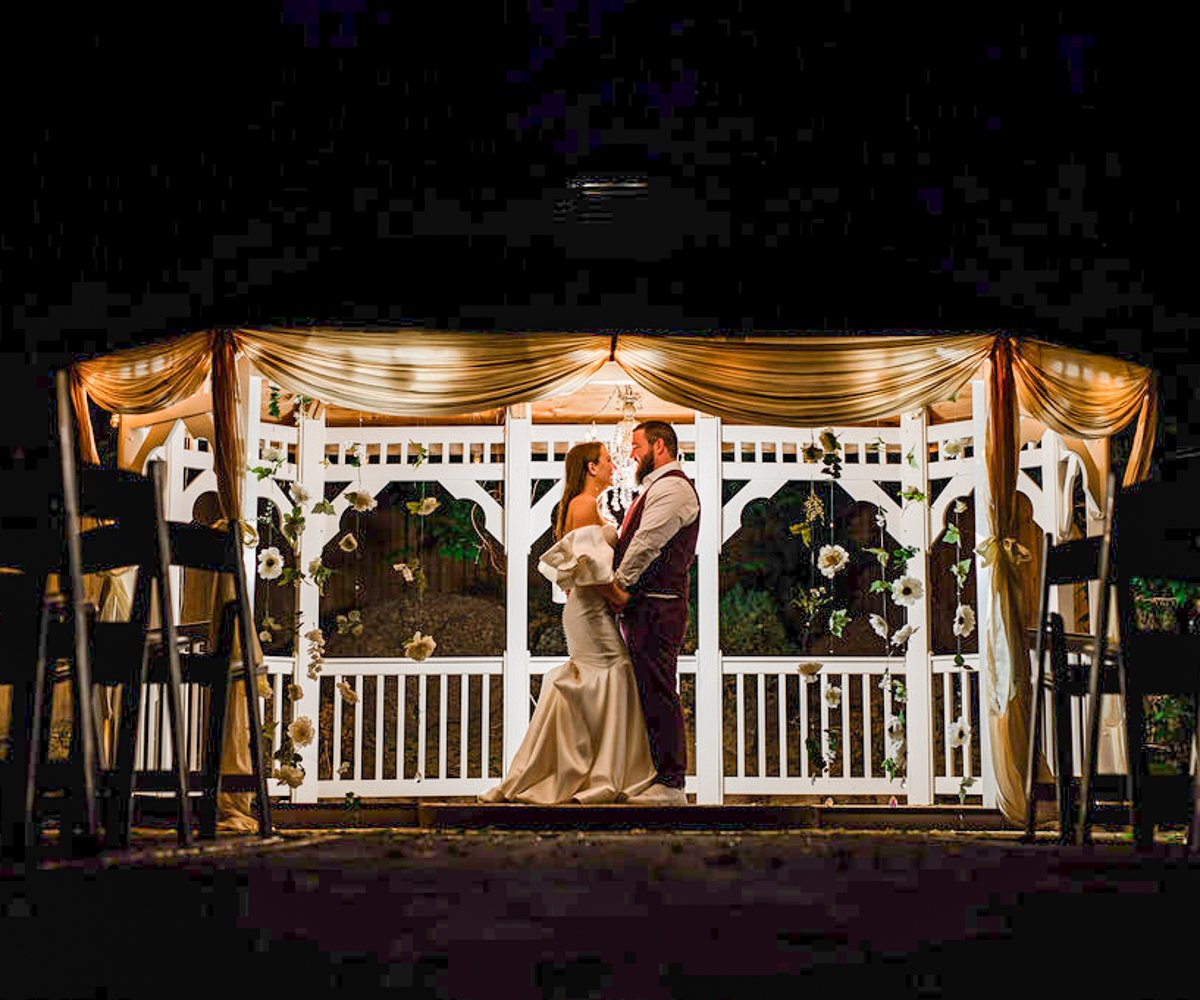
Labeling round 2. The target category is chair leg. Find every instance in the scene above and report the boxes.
[1052,684,1075,845]
[23,597,55,854]
[240,664,273,838]
[202,669,230,840]
[109,666,148,851]
[1124,687,1152,847]
[1023,636,1049,842]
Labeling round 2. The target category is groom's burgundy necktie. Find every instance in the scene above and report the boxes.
[619,489,645,537]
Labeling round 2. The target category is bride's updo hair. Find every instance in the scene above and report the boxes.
[555,440,603,540]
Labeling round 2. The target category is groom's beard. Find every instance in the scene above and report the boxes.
[634,452,656,485]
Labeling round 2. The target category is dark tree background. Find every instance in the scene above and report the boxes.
[3,3,1196,462]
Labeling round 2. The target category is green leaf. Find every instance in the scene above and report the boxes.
[953,653,965,667]
[869,579,893,594]
[311,499,336,515]
[267,385,281,419]
[905,448,917,469]
[828,609,851,638]
[865,547,891,568]
[409,441,428,468]
[950,557,972,586]
[943,523,961,545]
[900,486,926,504]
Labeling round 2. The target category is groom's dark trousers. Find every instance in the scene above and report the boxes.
[620,598,688,790]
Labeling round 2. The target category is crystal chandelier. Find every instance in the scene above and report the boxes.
[608,384,642,514]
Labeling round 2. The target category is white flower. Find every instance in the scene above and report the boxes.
[874,509,888,529]
[291,483,312,505]
[306,661,323,680]
[824,685,842,709]
[393,562,415,583]
[257,547,283,581]
[949,716,971,748]
[890,623,917,648]
[275,764,304,789]
[796,661,823,684]
[258,629,273,644]
[345,489,378,513]
[404,630,437,662]
[891,576,924,607]
[336,610,364,636]
[953,604,976,638]
[338,761,352,778]
[337,680,359,705]
[288,716,315,747]
[817,544,849,579]
[941,438,965,459]
[953,499,968,514]
[307,557,326,577]
[407,496,440,517]
[303,629,325,646]
[338,532,359,553]
[262,445,284,464]
[287,683,304,702]
[890,741,907,769]
[869,614,890,640]
[886,716,905,744]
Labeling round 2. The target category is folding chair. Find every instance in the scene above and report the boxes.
[0,512,57,855]
[1023,470,1124,843]
[25,369,192,853]
[113,460,273,842]
[1083,475,1200,848]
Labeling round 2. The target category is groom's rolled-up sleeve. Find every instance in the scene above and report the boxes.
[614,479,699,590]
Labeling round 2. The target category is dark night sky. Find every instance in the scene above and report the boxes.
[3,2,1197,449]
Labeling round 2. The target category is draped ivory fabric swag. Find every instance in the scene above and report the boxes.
[71,329,1157,825]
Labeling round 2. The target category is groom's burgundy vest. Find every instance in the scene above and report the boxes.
[614,469,700,596]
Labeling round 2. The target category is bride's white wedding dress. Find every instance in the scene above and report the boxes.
[480,523,657,804]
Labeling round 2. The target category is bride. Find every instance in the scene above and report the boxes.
[480,441,657,804]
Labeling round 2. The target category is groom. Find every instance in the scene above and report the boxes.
[609,421,700,806]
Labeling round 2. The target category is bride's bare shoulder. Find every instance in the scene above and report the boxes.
[564,493,603,534]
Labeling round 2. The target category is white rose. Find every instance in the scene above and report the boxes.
[796,661,823,683]
[941,438,965,459]
[886,716,905,744]
[890,623,917,647]
[292,483,312,505]
[869,614,890,640]
[817,544,849,579]
[953,604,976,638]
[287,683,304,702]
[824,685,842,709]
[336,680,359,705]
[338,761,352,778]
[288,716,315,747]
[275,764,304,789]
[257,547,283,581]
[345,489,378,513]
[404,631,437,662]
[262,445,284,464]
[949,717,972,748]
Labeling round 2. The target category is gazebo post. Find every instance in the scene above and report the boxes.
[291,396,327,804]
[502,404,533,772]
[242,371,262,631]
[971,377,998,808]
[900,407,934,805]
[692,412,723,805]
